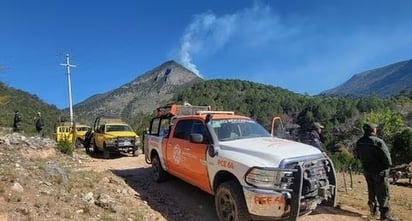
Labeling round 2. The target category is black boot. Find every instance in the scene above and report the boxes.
[380,207,398,221]
[368,202,379,219]
[380,216,398,221]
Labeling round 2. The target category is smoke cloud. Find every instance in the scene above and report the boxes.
[177,2,288,77]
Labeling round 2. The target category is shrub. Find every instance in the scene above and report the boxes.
[329,151,353,172]
[56,140,73,155]
[391,128,412,165]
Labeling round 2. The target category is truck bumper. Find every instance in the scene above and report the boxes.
[243,163,327,220]
[243,186,289,219]
[105,144,136,151]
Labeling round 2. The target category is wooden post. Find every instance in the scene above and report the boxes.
[349,165,353,189]
[343,172,348,193]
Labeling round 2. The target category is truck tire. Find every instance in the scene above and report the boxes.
[215,181,250,221]
[132,146,138,157]
[152,154,167,182]
[93,140,100,154]
[103,143,110,159]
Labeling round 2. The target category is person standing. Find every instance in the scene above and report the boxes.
[13,110,22,132]
[304,122,324,151]
[34,112,45,137]
[355,123,398,221]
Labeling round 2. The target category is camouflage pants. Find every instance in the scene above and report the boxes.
[364,170,391,218]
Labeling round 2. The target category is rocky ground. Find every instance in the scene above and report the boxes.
[0,131,410,221]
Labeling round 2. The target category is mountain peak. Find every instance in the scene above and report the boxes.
[73,60,203,124]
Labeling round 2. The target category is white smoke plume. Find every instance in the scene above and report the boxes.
[177,2,284,78]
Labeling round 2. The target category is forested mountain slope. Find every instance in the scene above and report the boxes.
[0,82,61,135]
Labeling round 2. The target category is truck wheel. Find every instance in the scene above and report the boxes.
[152,154,167,182]
[132,146,138,157]
[215,181,250,221]
[321,156,337,207]
[93,140,100,154]
[103,143,110,159]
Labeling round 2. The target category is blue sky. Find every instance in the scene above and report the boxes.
[1,0,412,109]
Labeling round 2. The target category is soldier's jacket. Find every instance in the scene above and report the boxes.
[355,134,392,174]
[302,130,323,151]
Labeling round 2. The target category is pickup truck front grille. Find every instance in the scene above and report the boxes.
[280,156,329,197]
[114,137,136,146]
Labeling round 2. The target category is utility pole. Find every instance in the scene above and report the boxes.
[60,54,76,125]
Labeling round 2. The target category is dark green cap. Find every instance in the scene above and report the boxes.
[363,123,378,130]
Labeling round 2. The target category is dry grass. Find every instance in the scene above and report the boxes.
[0,148,145,221]
[336,172,412,221]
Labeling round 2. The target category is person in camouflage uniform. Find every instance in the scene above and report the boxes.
[34,112,45,137]
[355,123,398,221]
[13,110,22,132]
[305,122,324,151]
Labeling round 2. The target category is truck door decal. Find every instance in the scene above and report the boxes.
[218,159,235,169]
[173,145,182,164]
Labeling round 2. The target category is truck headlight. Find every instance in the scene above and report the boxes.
[106,138,116,145]
[245,168,293,189]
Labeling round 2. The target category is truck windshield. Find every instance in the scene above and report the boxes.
[77,126,91,132]
[106,125,132,132]
[211,119,271,141]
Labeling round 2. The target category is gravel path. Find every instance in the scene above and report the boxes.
[84,152,367,221]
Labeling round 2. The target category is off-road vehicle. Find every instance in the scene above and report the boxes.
[87,115,139,158]
[144,104,336,221]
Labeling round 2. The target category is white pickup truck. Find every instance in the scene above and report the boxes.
[144,104,336,221]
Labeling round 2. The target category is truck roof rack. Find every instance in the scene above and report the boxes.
[196,111,235,115]
[155,103,211,117]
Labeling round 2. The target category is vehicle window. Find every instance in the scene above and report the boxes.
[173,120,193,140]
[211,119,270,141]
[77,127,90,132]
[106,125,132,132]
[150,118,160,135]
[99,125,105,133]
[192,120,208,143]
[159,118,171,137]
[192,120,206,135]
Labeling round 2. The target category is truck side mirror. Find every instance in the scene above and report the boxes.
[190,133,204,143]
[208,144,217,157]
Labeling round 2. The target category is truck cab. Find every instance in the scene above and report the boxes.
[144,104,336,221]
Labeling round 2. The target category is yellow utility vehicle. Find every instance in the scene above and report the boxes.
[53,122,73,142]
[86,115,139,158]
[74,124,92,148]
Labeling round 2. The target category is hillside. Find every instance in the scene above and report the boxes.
[322,59,412,97]
[0,82,61,135]
[174,79,308,129]
[73,60,203,127]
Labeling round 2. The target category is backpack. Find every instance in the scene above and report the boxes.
[36,118,44,130]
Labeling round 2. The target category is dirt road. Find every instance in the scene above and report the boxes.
[84,152,368,221]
